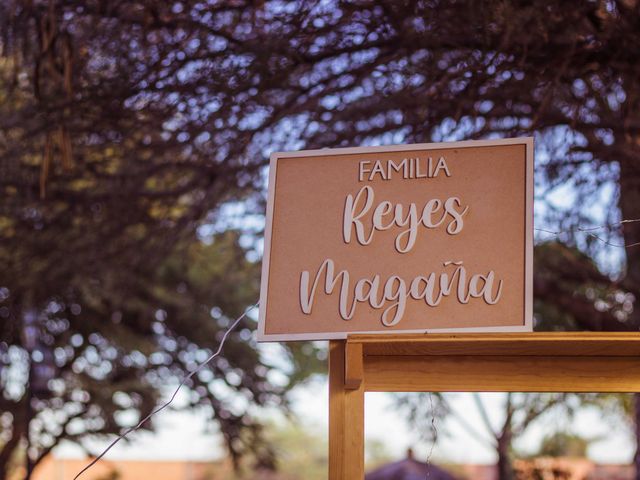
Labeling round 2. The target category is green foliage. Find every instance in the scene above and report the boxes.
[266,422,327,480]
[365,439,394,471]
[0,230,320,475]
[223,420,328,480]
[533,242,634,332]
[536,432,592,458]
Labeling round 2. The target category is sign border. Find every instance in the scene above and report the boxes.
[258,137,534,342]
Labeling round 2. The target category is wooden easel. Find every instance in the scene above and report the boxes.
[328,332,640,479]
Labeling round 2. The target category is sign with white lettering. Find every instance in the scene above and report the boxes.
[258,138,533,341]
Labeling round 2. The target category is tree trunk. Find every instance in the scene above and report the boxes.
[618,157,640,328]
[618,145,640,479]
[24,383,34,480]
[21,306,37,480]
[0,431,21,480]
[496,431,514,480]
[497,395,515,480]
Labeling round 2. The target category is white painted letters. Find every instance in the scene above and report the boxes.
[357,156,451,181]
[298,150,509,329]
[300,259,504,327]
[343,186,469,253]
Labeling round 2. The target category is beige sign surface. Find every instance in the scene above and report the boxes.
[258,138,533,341]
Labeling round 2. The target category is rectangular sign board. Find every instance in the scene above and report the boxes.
[258,138,533,341]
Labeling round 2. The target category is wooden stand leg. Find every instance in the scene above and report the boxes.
[329,340,365,479]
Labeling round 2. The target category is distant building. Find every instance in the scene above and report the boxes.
[31,455,307,480]
[451,464,497,480]
[513,457,634,480]
[32,456,233,480]
[31,452,635,480]
[365,452,635,480]
[589,464,635,480]
[365,449,459,480]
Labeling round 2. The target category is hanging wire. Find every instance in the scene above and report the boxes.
[73,301,260,480]
[425,392,438,479]
[534,219,640,248]
[71,220,640,479]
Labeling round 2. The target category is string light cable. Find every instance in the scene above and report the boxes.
[534,218,640,248]
[425,391,439,479]
[73,301,260,480]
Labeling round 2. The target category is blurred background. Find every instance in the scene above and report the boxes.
[1,1,640,479]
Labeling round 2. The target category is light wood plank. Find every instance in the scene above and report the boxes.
[348,332,640,357]
[345,342,363,390]
[329,333,640,479]
[344,383,364,478]
[328,341,345,480]
[363,355,640,392]
[329,341,365,479]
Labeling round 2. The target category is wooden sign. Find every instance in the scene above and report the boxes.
[258,138,533,341]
